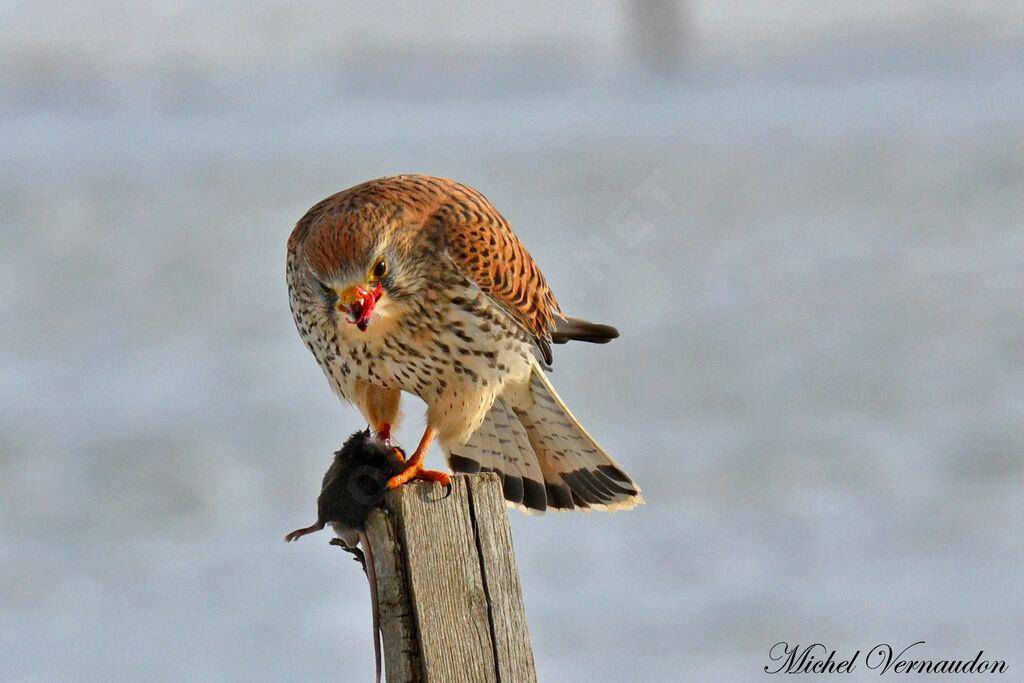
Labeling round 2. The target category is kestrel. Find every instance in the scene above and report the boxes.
[287,175,642,513]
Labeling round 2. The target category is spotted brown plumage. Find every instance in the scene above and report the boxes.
[287,175,642,512]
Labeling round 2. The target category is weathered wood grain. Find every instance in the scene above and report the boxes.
[365,506,419,683]
[466,475,536,683]
[364,473,537,683]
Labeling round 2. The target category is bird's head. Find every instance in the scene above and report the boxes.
[322,262,386,333]
[290,199,435,336]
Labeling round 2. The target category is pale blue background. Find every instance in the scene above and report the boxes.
[2,2,1022,681]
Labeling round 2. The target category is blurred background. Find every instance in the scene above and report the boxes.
[2,1,1023,680]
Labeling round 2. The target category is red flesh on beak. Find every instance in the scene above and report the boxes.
[342,283,383,331]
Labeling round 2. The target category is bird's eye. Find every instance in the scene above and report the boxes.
[370,259,388,280]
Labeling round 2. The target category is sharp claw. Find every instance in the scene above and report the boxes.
[442,480,453,499]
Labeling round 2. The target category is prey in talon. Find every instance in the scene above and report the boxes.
[284,428,406,544]
[285,428,408,683]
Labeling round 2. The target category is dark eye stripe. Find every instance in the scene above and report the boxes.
[318,281,335,299]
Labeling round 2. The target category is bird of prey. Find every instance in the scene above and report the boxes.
[287,175,642,513]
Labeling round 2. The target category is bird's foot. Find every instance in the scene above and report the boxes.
[387,461,452,490]
[414,469,452,498]
[387,425,448,492]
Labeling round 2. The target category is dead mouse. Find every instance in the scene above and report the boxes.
[285,428,407,683]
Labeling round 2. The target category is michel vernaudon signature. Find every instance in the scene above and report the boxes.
[764,641,1008,675]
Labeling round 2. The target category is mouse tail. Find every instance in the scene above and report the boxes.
[359,530,382,683]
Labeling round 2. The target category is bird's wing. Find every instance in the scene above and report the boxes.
[425,179,563,365]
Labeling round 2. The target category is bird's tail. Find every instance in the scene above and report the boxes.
[551,316,619,345]
[443,364,643,513]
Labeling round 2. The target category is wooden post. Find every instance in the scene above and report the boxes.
[364,473,537,683]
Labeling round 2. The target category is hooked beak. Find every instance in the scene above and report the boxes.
[336,283,383,331]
